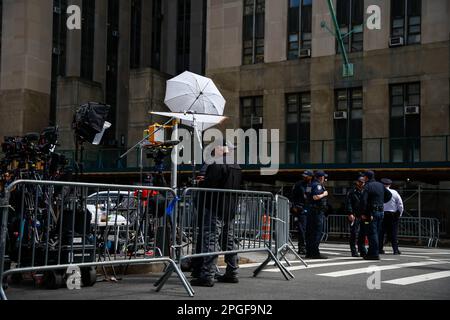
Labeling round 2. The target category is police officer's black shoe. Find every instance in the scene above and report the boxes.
[216,274,239,284]
[393,250,401,255]
[309,254,328,259]
[298,247,306,255]
[363,255,380,260]
[190,278,215,287]
[351,252,360,257]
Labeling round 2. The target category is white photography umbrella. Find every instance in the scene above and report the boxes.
[164,71,226,116]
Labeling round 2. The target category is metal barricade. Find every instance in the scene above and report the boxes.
[153,187,294,290]
[324,215,349,239]
[0,180,193,300]
[398,217,438,247]
[323,215,440,248]
[274,195,307,267]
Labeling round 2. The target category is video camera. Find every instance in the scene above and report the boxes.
[0,126,68,179]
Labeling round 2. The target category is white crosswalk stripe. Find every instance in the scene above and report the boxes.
[262,259,397,272]
[233,243,450,288]
[317,260,450,278]
[382,271,450,285]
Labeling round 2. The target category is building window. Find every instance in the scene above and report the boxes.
[130,0,142,69]
[80,0,95,80]
[176,0,191,74]
[286,93,311,164]
[287,0,312,60]
[391,0,421,45]
[390,83,421,163]
[50,0,68,125]
[151,0,163,70]
[104,0,120,146]
[334,88,363,163]
[336,0,364,53]
[243,0,265,65]
[241,96,264,130]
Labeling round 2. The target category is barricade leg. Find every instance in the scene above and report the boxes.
[278,244,308,268]
[0,198,10,301]
[253,249,294,280]
[154,261,194,297]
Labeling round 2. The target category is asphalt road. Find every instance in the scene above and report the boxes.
[4,243,450,300]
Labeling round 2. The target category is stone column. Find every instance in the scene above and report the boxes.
[0,0,53,138]
[93,0,107,91]
[206,0,242,70]
[265,0,287,63]
[66,0,82,77]
[311,0,335,57]
[363,0,390,52]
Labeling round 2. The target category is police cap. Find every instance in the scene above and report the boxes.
[314,170,328,178]
[357,176,365,183]
[302,170,314,177]
[381,178,392,185]
[362,170,375,179]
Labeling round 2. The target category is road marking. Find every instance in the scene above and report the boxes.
[236,256,362,269]
[318,260,450,277]
[318,251,342,256]
[395,254,431,259]
[320,245,450,255]
[382,271,450,286]
[262,259,392,272]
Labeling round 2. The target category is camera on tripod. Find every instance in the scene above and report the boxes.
[0,127,67,179]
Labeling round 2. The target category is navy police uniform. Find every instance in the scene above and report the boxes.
[360,171,386,260]
[305,171,328,259]
[290,170,313,254]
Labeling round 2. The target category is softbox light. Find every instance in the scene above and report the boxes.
[73,102,111,144]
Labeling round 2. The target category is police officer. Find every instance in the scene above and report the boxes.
[380,178,404,255]
[345,176,367,257]
[290,170,313,255]
[305,170,328,259]
[360,170,386,260]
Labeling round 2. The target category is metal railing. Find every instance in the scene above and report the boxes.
[55,135,450,172]
[274,195,307,267]
[0,180,192,300]
[1,181,298,300]
[322,215,440,247]
[153,187,294,291]
[282,135,450,165]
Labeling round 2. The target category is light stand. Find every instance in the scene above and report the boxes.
[119,117,175,186]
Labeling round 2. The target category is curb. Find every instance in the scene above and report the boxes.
[98,256,255,277]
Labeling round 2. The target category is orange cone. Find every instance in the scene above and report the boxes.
[262,215,271,241]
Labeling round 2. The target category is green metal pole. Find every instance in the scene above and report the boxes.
[326,0,353,76]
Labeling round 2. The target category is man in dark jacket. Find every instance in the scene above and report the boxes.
[360,171,387,260]
[345,176,367,257]
[190,144,242,287]
[290,170,313,255]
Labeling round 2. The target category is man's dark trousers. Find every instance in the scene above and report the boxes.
[193,209,238,280]
[367,211,384,257]
[297,214,307,251]
[349,219,366,255]
[380,212,400,253]
[305,209,324,257]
